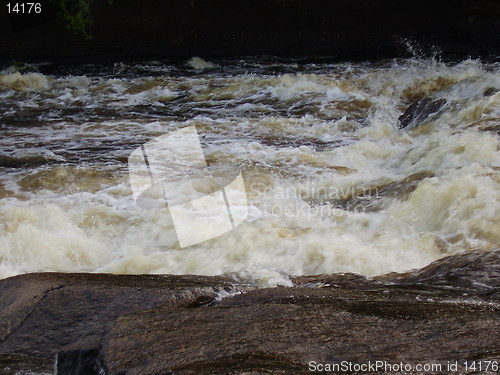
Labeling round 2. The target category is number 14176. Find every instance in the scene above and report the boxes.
[6,3,42,14]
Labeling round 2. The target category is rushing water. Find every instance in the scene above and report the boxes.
[0,57,498,286]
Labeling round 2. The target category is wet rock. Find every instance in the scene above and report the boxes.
[483,87,499,97]
[0,252,499,375]
[0,154,61,168]
[318,171,434,213]
[398,98,447,129]
[0,272,239,374]
[378,249,500,298]
[102,271,499,375]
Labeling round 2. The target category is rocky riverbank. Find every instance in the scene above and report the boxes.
[0,250,498,375]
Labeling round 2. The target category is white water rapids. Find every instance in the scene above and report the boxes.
[0,57,498,286]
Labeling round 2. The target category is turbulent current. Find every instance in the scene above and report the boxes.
[0,57,499,286]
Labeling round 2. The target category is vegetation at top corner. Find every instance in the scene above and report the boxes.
[50,0,115,40]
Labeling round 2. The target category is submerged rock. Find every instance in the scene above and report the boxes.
[323,171,434,213]
[483,87,499,97]
[399,98,447,129]
[0,251,498,375]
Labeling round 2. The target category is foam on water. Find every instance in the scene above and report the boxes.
[0,58,498,285]
[186,57,218,70]
[0,72,50,91]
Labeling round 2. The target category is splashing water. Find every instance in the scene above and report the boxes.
[0,57,498,286]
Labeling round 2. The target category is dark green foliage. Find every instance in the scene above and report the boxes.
[50,0,114,40]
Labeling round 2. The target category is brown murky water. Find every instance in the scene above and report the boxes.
[0,57,498,287]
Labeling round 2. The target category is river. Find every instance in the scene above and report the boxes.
[0,56,498,287]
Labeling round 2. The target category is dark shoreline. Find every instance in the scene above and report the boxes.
[1,0,499,63]
[0,250,498,375]
[1,55,499,74]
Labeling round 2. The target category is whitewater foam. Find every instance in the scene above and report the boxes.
[0,58,498,284]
